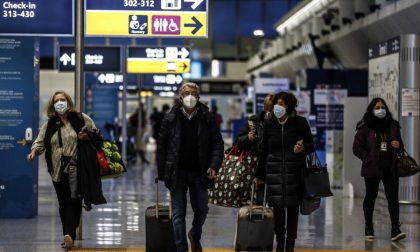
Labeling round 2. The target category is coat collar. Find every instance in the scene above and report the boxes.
[166,102,209,123]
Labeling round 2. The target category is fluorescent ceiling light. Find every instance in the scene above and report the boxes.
[253,29,265,37]
[275,0,334,35]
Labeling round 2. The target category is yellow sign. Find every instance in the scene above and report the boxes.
[127,59,190,74]
[86,11,206,37]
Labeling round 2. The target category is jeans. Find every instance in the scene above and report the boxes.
[171,170,209,252]
[363,175,399,227]
[53,179,82,240]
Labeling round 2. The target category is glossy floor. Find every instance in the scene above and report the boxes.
[0,157,419,252]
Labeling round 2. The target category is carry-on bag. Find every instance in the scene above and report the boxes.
[234,183,274,251]
[145,178,176,252]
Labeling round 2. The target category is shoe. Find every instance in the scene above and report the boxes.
[391,224,406,241]
[63,234,73,250]
[60,242,66,248]
[365,225,374,240]
[188,230,202,252]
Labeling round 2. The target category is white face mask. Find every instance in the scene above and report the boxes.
[373,108,386,119]
[273,104,286,119]
[54,101,68,114]
[182,95,197,109]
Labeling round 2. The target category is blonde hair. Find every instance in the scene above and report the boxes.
[46,90,76,118]
[263,94,274,113]
[179,82,200,96]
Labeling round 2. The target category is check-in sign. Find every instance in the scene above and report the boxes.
[59,46,122,72]
[85,0,207,38]
[127,47,190,74]
[0,0,73,36]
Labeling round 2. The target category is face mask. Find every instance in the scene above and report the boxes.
[373,109,386,119]
[54,101,68,114]
[273,104,286,119]
[182,95,197,109]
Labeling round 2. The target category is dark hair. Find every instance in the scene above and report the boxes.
[273,91,298,114]
[363,97,394,131]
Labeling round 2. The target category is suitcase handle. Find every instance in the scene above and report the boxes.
[155,178,172,219]
[249,182,267,221]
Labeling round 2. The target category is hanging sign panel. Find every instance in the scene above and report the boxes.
[58,46,122,72]
[85,0,207,38]
[127,46,190,73]
[0,0,74,36]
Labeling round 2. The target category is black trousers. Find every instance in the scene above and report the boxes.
[273,206,299,248]
[53,179,82,240]
[363,175,399,227]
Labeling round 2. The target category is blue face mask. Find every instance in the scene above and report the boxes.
[273,104,286,119]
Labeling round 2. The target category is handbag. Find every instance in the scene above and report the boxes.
[300,197,321,215]
[393,149,420,177]
[209,145,257,208]
[302,152,333,198]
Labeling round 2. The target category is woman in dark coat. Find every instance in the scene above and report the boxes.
[255,92,314,252]
[352,97,405,241]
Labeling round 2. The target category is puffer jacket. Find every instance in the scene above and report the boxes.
[256,113,314,207]
[157,102,224,190]
[352,120,403,178]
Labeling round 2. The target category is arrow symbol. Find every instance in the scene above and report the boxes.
[178,47,190,59]
[17,138,27,146]
[176,75,183,84]
[184,16,203,35]
[185,0,204,10]
[98,74,106,83]
[181,62,188,71]
[60,53,71,66]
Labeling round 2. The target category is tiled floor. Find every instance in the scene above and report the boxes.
[0,156,419,252]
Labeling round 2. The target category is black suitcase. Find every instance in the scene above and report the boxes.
[234,183,274,251]
[145,179,177,252]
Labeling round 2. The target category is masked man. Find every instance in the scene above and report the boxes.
[157,82,224,252]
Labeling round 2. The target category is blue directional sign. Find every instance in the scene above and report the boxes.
[0,0,74,37]
[59,46,122,72]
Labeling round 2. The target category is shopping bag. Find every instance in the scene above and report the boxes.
[209,145,257,208]
[393,149,420,177]
[302,152,333,198]
[300,197,321,215]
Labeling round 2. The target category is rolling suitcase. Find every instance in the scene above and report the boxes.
[145,178,177,252]
[234,183,274,251]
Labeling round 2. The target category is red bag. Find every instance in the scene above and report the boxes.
[96,150,110,176]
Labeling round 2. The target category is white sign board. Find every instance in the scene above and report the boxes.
[401,88,420,117]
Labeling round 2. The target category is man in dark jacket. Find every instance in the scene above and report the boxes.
[157,82,224,252]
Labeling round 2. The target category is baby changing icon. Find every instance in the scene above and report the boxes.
[152,16,180,35]
[129,15,148,35]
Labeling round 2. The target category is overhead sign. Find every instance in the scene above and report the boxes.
[0,0,73,36]
[127,47,190,73]
[85,0,207,38]
[59,46,122,72]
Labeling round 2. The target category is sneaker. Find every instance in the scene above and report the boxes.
[188,230,202,252]
[391,224,406,241]
[63,234,73,250]
[365,225,374,240]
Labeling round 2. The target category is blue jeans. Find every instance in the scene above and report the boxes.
[171,170,209,252]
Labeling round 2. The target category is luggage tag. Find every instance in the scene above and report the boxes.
[380,142,387,152]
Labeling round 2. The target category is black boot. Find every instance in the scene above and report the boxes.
[285,248,295,252]
[391,223,406,241]
[276,236,284,252]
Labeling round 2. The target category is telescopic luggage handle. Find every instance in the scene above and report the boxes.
[155,178,172,219]
[249,181,267,220]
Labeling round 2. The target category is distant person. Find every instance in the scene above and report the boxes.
[27,90,106,250]
[211,106,223,130]
[157,82,224,252]
[255,91,315,252]
[150,104,170,141]
[129,107,149,164]
[353,97,406,241]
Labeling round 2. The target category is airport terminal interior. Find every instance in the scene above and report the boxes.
[1,0,420,251]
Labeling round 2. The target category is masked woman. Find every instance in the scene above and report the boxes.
[255,91,315,252]
[353,97,405,241]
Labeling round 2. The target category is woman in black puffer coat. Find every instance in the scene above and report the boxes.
[255,92,314,252]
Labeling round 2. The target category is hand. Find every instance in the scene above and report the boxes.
[27,150,36,162]
[254,177,264,185]
[294,139,304,154]
[207,168,217,179]
[248,131,257,141]
[78,131,89,140]
[391,140,400,149]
